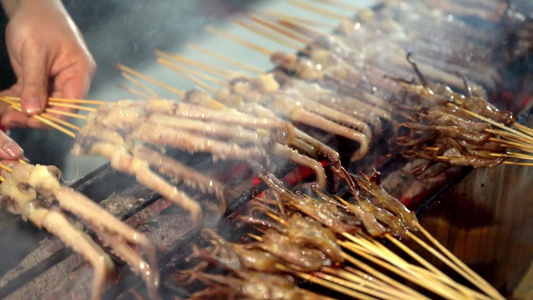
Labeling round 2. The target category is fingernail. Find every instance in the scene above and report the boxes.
[24,97,41,114]
[3,141,24,158]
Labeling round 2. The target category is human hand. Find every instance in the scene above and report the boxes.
[0,129,23,160]
[1,0,96,128]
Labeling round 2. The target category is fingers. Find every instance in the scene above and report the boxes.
[0,131,24,160]
[20,42,49,116]
[53,56,96,100]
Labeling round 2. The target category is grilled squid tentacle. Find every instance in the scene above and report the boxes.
[133,123,269,162]
[91,226,160,300]
[30,208,114,300]
[270,143,326,189]
[296,98,373,141]
[279,104,369,161]
[133,145,227,213]
[90,142,203,224]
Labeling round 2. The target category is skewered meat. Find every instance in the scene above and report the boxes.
[182,229,323,299]
[0,164,160,300]
[184,89,330,187]
[214,87,341,162]
[246,229,331,271]
[184,270,322,300]
[73,99,295,223]
[237,211,344,266]
[260,172,362,235]
[218,73,372,161]
[188,229,281,274]
[256,168,419,239]
[353,171,418,231]
[390,56,527,174]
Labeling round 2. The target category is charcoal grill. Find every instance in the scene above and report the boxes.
[0,1,532,299]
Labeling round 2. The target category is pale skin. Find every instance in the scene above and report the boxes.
[0,0,96,160]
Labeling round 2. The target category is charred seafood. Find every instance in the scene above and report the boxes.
[0,163,160,300]
[72,99,295,223]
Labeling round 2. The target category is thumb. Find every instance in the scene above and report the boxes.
[20,43,49,115]
[0,131,23,159]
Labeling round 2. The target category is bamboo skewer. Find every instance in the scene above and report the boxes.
[263,10,334,28]
[406,232,496,299]
[434,155,533,167]
[416,224,505,300]
[116,63,185,98]
[9,105,76,138]
[342,257,428,300]
[158,59,218,93]
[250,214,439,299]
[156,50,233,79]
[158,58,228,87]
[234,18,302,50]
[502,161,533,166]
[264,208,474,298]
[119,85,152,100]
[166,62,230,88]
[274,16,330,40]
[188,43,263,74]
[313,272,395,300]
[450,104,533,144]
[289,0,349,20]
[0,163,13,173]
[275,263,379,300]
[38,113,81,131]
[339,239,466,299]
[44,108,87,120]
[121,72,160,98]
[206,26,273,56]
[388,234,491,300]
[322,267,417,300]
[311,0,363,11]
[514,123,533,138]
[0,99,84,132]
[43,102,97,112]
[2,96,103,105]
[485,128,533,145]
[424,146,533,162]
[249,14,312,45]
[341,234,473,299]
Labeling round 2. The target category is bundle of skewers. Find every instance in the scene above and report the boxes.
[0,0,530,299]
[0,162,160,300]
[179,168,504,299]
[392,56,533,178]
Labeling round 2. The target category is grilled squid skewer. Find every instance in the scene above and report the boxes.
[0,164,160,300]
